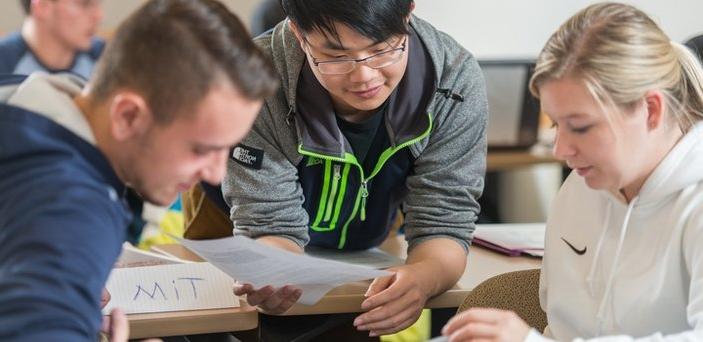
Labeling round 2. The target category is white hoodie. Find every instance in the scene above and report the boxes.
[526,121,703,342]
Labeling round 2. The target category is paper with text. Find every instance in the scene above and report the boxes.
[103,262,239,314]
[177,236,392,305]
[305,246,403,269]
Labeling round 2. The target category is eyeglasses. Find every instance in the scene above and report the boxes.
[307,37,407,75]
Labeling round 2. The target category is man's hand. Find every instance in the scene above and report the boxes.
[354,238,467,337]
[442,308,531,342]
[233,236,304,314]
[100,290,162,342]
[353,264,428,336]
[234,283,302,314]
[101,308,130,342]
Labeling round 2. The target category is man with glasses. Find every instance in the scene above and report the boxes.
[0,0,104,79]
[212,0,487,338]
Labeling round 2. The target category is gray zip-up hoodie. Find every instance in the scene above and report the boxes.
[223,15,487,251]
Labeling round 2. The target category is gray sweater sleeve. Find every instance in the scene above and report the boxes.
[222,101,310,248]
[403,52,488,252]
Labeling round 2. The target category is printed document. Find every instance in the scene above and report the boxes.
[177,236,392,305]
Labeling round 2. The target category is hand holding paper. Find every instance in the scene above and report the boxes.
[233,283,302,314]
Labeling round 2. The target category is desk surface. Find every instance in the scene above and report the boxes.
[486,146,558,172]
[149,236,540,317]
[128,303,257,339]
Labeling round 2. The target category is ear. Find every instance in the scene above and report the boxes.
[107,91,153,142]
[644,90,666,131]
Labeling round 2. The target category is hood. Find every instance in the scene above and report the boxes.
[586,121,703,335]
[3,72,95,144]
[0,73,125,203]
[637,121,703,204]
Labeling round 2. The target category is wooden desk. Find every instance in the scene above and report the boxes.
[128,304,257,339]
[486,147,559,172]
[151,236,541,316]
[282,236,540,315]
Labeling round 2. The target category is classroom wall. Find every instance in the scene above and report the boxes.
[3,0,702,57]
[0,0,261,34]
[413,0,703,59]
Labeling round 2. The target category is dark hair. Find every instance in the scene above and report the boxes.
[281,0,413,45]
[686,34,703,64]
[90,0,279,124]
[20,0,30,14]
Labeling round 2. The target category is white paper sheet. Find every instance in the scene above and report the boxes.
[177,236,392,305]
[103,262,239,314]
[114,242,188,268]
[305,246,404,269]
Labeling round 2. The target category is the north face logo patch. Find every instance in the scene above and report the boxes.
[231,144,264,170]
[306,157,323,167]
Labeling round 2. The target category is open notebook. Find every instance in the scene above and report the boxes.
[473,223,545,257]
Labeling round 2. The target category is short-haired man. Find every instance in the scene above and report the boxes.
[0,0,104,79]
[0,0,278,340]
[222,0,487,336]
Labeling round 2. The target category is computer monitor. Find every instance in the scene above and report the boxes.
[479,60,541,150]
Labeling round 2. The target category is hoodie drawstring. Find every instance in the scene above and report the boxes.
[285,106,295,126]
[586,200,612,296]
[593,196,639,336]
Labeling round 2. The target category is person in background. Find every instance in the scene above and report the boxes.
[442,2,703,341]
[0,0,278,340]
[0,0,104,79]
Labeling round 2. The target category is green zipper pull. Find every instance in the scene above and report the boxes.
[360,180,369,221]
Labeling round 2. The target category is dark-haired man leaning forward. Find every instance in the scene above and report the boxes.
[0,0,278,341]
[219,0,488,338]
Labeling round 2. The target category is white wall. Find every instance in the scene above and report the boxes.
[414,0,703,59]
[3,0,702,58]
[0,0,261,34]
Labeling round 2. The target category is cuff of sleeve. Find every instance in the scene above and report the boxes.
[524,328,550,342]
[407,234,470,253]
[234,229,308,250]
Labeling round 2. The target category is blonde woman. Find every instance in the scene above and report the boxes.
[442,2,703,341]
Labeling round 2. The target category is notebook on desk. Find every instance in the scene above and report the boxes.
[479,60,541,150]
[473,223,545,257]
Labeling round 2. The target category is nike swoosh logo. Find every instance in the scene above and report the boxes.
[561,237,587,255]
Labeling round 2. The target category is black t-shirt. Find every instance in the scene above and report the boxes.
[336,103,386,167]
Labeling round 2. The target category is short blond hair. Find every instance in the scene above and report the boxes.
[529,2,703,132]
